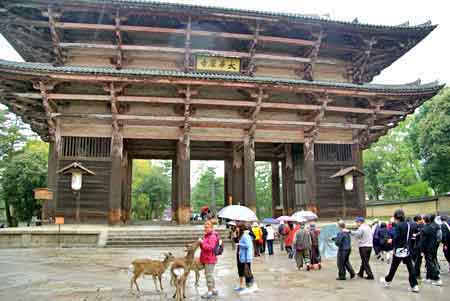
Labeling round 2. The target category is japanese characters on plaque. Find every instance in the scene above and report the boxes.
[195,55,241,73]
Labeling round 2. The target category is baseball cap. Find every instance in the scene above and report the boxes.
[355,216,365,223]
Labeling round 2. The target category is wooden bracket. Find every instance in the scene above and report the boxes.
[33,81,57,140]
[247,87,266,136]
[302,29,325,81]
[46,7,64,66]
[349,37,377,84]
[114,9,124,70]
[246,23,260,76]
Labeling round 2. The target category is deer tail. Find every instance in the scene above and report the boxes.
[173,267,185,279]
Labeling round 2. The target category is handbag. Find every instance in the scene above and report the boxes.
[394,223,410,258]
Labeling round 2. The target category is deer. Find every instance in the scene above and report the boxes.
[190,258,205,287]
[128,252,175,293]
[170,240,200,300]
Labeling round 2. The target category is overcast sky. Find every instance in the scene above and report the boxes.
[0,0,447,183]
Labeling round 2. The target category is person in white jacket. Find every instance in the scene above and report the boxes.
[266,224,275,255]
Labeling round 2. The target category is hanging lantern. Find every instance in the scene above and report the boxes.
[71,170,83,191]
[344,173,354,191]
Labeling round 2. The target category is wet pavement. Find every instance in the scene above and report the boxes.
[0,245,448,301]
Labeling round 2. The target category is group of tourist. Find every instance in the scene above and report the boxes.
[196,210,450,298]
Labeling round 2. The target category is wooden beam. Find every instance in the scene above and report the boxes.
[302,29,325,81]
[33,81,57,140]
[247,88,265,136]
[232,142,244,205]
[350,37,377,84]
[305,96,332,141]
[42,93,406,115]
[184,16,192,72]
[46,7,64,65]
[271,161,281,216]
[243,134,256,212]
[114,9,124,69]
[303,135,316,207]
[246,23,260,76]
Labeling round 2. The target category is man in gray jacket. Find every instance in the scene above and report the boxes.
[351,216,374,279]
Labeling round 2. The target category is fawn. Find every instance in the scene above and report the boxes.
[129,252,175,293]
[170,240,200,301]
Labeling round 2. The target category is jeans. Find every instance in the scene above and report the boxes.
[286,246,293,259]
[385,255,418,288]
[358,247,374,278]
[267,240,274,255]
[260,239,266,254]
[337,249,355,279]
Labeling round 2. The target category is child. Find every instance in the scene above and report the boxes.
[293,222,312,270]
[334,220,355,280]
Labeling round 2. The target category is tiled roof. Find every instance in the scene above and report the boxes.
[68,0,436,33]
[0,59,444,94]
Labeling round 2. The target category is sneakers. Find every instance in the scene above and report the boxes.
[234,287,245,293]
[201,292,214,299]
[380,277,391,288]
[410,285,420,293]
[431,280,442,286]
[423,279,431,284]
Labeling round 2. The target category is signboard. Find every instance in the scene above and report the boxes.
[195,55,241,73]
[55,216,65,225]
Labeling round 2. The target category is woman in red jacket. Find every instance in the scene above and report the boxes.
[284,223,298,259]
[199,220,219,299]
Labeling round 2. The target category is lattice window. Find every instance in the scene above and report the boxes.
[315,144,353,162]
[62,136,111,158]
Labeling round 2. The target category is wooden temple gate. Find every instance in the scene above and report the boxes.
[0,0,443,224]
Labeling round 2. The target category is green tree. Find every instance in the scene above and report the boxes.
[0,109,29,226]
[131,160,171,220]
[255,162,272,218]
[191,166,224,213]
[363,116,432,201]
[0,140,48,224]
[409,88,450,194]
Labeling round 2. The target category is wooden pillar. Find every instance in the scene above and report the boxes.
[109,126,123,224]
[271,161,281,217]
[281,145,295,215]
[171,158,178,221]
[232,143,244,205]
[243,135,256,212]
[175,138,190,224]
[46,141,57,219]
[353,143,365,216]
[121,150,132,223]
[303,136,317,210]
[224,157,234,206]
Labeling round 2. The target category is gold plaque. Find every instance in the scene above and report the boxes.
[195,55,241,73]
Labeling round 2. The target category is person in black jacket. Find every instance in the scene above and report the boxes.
[333,220,355,280]
[410,215,424,279]
[380,209,419,293]
[440,215,450,273]
[420,214,442,286]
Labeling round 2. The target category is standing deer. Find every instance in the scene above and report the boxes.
[128,252,175,293]
[190,258,205,287]
[170,240,200,300]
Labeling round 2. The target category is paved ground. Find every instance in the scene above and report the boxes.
[0,245,448,301]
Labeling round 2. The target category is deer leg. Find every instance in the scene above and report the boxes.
[152,275,160,292]
[182,277,187,299]
[195,270,200,287]
[134,271,143,293]
[159,275,163,291]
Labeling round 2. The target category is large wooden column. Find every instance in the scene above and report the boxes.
[224,157,233,206]
[171,158,178,220]
[232,143,244,205]
[303,136,317,210]
[121,150,132,223]
[175,138,190,224]
[353,143,365,216]
[46,141,58,219]
[243,134,256,212]
[281,144,295,215]
[271,161,281,217]
[108,83,124,225]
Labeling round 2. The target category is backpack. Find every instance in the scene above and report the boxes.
[213,233,224,256]
[278,224,285,235]
[436,227,443,244]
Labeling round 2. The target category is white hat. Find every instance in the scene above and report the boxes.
[252,222,259,227]
[227,221,237,226]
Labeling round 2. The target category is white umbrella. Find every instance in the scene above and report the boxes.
[218,205,258,222]
[291,210,318,221]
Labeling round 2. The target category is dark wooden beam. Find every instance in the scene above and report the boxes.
[184,16,192,72]
[301,29,325,81]
[114,9,124,70]
[349,37,377,84]
[46,7,64,65]
[246,23,260,76]
[243,133,256,212]
[32,81,57,140]
[271,160,281,217]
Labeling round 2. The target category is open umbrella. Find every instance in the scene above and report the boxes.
[217,205,258,222]
[291,210,318,221]
[262,217,279,224]
[276,215,293,222]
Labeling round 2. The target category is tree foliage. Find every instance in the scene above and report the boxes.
[363,116,432,201]
[0,140,48,223]
[409,88,450,194]
[131,160,171,220]
[191,166,224,213]
[255,162,272,218]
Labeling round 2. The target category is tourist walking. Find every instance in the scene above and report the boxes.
[236,224,258,295]
[374,222,393,263]
[420,214,442,286]
[199,220,219,299]
[266,224,275,255]
[334,220,355,280]
[284,222,297,259]
[260,223,268,254]
[229,222,238,251]
[309,223,321,269]
[441,216,450,272]
[252,222,262,257]
[351,216,374,279]
[278,221,287,251]
[411,215,424,278]
[293,222,312,270]
[380,209,419,293]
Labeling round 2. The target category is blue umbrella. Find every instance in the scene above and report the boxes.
[262,217,280,224]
